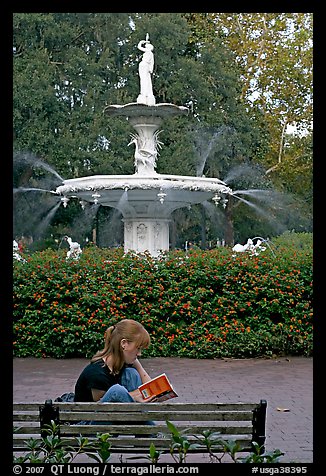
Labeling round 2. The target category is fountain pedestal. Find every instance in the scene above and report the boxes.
[102,102,190,256]
[105,103,188,177]
[123,218,170,257]
[128,115,162,176]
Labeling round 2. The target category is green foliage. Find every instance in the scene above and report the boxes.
[14,419,283,464]
[164,423,284,464]
[192,429,223,462]
[13,232,312,359]
[239,442,284,464]
[166,420,201,463]
[85,433,112,463]
[271,230,313,250]
[13,420,111,463]
[147,442,162,464]
[127,441,163,464]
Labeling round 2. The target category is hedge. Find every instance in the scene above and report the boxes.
[13,232,313,359]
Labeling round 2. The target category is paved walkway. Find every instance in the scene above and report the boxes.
[13,356,313,463]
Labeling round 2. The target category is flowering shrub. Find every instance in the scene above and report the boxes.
[13,233,313,359]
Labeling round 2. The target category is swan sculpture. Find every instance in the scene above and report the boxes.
[64,236,82,260]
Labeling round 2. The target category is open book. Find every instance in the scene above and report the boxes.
[138,373,178,402]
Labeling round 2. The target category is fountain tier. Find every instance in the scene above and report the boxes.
[56,174,232,256]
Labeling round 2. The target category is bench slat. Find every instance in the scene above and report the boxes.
[14,423,252,437]
[59,423,252,435]
[57,410,253,421]
[13,435,253,451]
[14,402,258,411]
[14,414,40,422]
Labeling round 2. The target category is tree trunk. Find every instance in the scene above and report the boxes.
[224,197,234,247]
[200,205,207,249]
[169,220,176,250]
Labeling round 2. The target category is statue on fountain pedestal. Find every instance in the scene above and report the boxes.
[137,34,156,106]
[13,240,26,263]
[64,236,82,260]
[128,130,163,175]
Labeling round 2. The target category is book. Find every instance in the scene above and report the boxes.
[138,373,178,402]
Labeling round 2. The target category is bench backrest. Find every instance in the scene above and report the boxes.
[13,400,267,454]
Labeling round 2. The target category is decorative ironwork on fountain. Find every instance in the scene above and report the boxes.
[91,192,101,205]
[61,196,69,208]
[157,188,167,204]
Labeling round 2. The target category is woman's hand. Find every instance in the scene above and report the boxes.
[129,388,156,403]
[132,359,151,384]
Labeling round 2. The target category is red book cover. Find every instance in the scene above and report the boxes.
[138,373,178,402]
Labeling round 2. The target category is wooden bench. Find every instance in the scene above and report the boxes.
[13,400,267,459]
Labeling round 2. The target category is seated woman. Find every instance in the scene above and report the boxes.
[74,318,155,405]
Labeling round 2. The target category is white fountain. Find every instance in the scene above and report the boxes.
[56,34,232,257]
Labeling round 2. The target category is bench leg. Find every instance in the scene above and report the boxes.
[252,399,267,453]
[39,399,60,438]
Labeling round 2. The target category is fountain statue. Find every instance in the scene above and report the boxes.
[232,236,277,257]
[13,240,26,262]
[137,33,156,106]
[55,34,233,257]
[64,236,82,260]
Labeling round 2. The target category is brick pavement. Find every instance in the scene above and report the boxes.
[13,356,313,464]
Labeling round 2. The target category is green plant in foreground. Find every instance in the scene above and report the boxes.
[211,437,243,463]
[194,429,228,462]
[84,432,112,463]
[14,423,72,463]
[238,441,284,463]
[166,420,202,463]
[13,420,111,463]
[128,441,163,464]
[14,420,284,464]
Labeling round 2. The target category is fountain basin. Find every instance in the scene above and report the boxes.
[56,173,232,217]
[104,102,189,118]
[56,174,232,256]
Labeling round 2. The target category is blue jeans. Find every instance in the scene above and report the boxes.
[100,367,141,403]
[81,367,154,427]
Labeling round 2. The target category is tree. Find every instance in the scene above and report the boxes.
[181,12,313,242]
[204,13,312,172]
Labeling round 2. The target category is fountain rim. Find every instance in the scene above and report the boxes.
[55,173,232,195]
[104,102,189,118]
